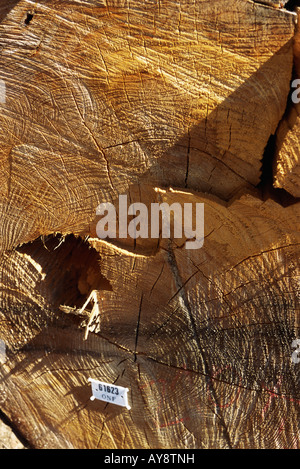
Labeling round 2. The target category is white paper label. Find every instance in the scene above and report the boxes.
[88,378,131,410]
[0,340,6,364]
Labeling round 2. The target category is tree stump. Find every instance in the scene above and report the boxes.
[0,0,299,449]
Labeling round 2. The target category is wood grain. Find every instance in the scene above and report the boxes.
[0,0,296,251]
[0,0,299,449]
[274,8,300,197]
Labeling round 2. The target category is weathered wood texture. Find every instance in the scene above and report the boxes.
[274,11,300,197]
[0,418,26,449]
[0,0,299,449]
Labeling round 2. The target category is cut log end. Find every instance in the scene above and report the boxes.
[0,0,299,450]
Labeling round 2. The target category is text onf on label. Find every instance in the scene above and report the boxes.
[88,378,131,410]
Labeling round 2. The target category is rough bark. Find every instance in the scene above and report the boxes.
[0,0,299,449]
